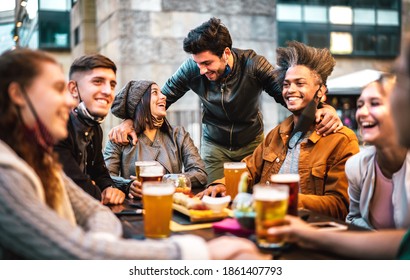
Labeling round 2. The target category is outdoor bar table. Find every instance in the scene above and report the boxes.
[109,198,367,260]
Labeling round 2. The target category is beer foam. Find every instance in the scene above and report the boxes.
[253,187,289,201]
[143,185,174,196]
[140,172,163,177]
[270,174,300,183]
[224,162,247,169]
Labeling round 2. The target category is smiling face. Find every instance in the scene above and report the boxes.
[282,65,324,116]
[192,49,229,81]
[356,79,396,147]
[22,62,75,141]
[69,67,117,118]
[149,84,167,119]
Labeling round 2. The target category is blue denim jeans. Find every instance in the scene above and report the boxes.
[200,133,264,184]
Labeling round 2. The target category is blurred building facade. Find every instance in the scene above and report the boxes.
[0,8,14,54]
[9,0,410,147]
[12,0,72,75]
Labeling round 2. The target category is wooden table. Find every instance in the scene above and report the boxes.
[110,199,367,260]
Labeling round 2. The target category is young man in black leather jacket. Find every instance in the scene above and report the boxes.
[55,54,126,205]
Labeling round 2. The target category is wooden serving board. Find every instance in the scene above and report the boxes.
[172,203,231,223]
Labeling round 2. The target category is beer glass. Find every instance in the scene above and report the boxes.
[135,161,158,182]
[254,184,289,249]
[270,174,300,216]
[162,174,191,195]
[223,162,247,199]
[142,181,174,238]
[139,165,164,184]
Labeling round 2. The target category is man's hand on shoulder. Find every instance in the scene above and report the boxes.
[108,119,138,145]
[315,105,343,136]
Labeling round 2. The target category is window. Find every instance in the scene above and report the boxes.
[39,0,71,11]
[38,11,70,50]
[329,6,352,25]
[304,6,327,23]
[0,23,15,53]
[330,32,353,54]
[276,0,401,58]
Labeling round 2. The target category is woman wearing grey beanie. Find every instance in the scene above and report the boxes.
[104,80,207,197]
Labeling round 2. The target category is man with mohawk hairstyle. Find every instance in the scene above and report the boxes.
[203,41,360,220]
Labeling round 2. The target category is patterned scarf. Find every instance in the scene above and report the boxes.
[151,115,164,129]
[76,102,105,126]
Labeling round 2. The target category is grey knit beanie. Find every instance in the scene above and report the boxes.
[111,80,155,119]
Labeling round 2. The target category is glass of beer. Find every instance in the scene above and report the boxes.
[254,184,289,249]
[162,174,192,195]
[270,174,300,216]
[142,181,175,238]
[224,162,247,199]
[135,161,158,182]
[139,165,164,184]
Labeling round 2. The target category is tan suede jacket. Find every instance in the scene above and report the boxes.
[215,115,360,220]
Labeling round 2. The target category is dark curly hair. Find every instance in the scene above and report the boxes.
[69,53,117,79]
[183,17,232,57]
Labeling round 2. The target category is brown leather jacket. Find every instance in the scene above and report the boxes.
[215,115,360,220]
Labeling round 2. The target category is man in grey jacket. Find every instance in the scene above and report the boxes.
[109,17,342,183]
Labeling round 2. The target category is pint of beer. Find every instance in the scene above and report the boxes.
[224,162,247,199]
[140,165,164,184]
[135,161,158,182]
[270,174,300,216]
[142,182,174,238]
[254,184,289,249]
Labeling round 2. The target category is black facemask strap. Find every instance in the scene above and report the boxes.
[221,63,231,78]
[20,86,42,129]
[19,86,56,152]
[74,81,83,103]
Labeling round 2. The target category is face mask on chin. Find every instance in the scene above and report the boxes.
[75,101,105,126]
[20,87,56,153]
[73,83,105,126]
[150,114,164,129]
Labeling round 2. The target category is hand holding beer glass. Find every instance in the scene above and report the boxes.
[130,161,164,199]
[142,181,174,238]
[254,184,289,249]
[224,162,247,199]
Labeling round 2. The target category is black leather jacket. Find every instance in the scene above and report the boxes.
[54,112,119,200]
[162,48,284,150]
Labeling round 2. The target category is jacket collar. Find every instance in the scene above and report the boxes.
[278,115,322,146]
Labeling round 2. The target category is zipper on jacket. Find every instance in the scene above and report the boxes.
[220,83,234,149]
